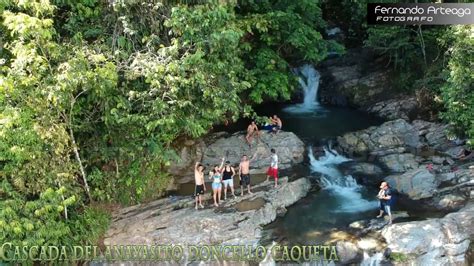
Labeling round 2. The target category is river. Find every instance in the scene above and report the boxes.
[174,64,386,247]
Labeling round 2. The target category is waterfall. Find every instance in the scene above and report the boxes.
[308,147,377,213]
[283,64,322,113]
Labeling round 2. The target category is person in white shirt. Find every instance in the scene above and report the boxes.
[266,148,279,187]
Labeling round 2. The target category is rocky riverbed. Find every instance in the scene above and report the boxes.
[336,118,473,211]
[104,177,311,248]
[328,115,474,265]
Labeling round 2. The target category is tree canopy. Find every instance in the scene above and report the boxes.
[0,0,472,258]
[0,0,336,252]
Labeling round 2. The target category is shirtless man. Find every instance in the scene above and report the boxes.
[271,115,282,133]
[194,162,206,210]
[246,121,260,147]
[239,154,257,196]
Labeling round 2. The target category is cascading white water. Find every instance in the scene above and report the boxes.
[283,64,322,113]
[308,147,377,213]
[361,252,384,266]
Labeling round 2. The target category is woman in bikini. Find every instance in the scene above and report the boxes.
[209,158,225,207]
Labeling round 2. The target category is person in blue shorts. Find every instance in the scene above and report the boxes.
[377,181,394,224]
[221,161,236,200]
[209,158,225,207]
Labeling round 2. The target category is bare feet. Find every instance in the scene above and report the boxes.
[214,203,219,207]
[200,204,204,209]
[376,214,383,218]
[195,205,198,210]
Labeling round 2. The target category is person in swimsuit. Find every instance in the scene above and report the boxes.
[221,161,236,200]
[194,162,206,210]
[266,148,279,187]
[209,158,225,207]
[239,154,257,196]
[246,121,260,147]
[270,115,282,134]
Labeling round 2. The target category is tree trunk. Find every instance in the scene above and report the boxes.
[70,126,92,202]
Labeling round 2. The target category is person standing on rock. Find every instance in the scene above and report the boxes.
[239,154,257,196]
[378,181,393,224]
[209,158,225,207]
[246,121,260,147]
[376,186,386,219]
[194,162,206,210]
[221,161,236,200]
[266,148,279,187]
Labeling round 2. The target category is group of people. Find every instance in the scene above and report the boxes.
[245,115,282,147]
[193,149,279,209]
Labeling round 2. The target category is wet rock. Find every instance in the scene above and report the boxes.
[336,241,363,264]
[381,202,474,265]
[350,212,409,233]
[319,65,391,108]
[349,162,384,176]
[275,206,287,217]
[337,119,421,156]
[104,177,311,247]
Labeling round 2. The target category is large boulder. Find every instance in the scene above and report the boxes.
[104,177,311,249]
[202,131,305,172]
[335,241,363,264]
[381,202,474,265]
[379,153,419,173]
[168,131,305,183]
[366,97,418,121]
[318,48,395,108]
[385,167,438,200]
[337,119,421,156]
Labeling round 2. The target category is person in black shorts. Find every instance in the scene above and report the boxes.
[239,154,256,196]
[194,162,206,210]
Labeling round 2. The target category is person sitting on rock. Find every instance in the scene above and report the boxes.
[194,162,206,210]
[246,121,260,147]
[220,161,236,200]
[209,158,225,207]
[270,115,282,134]
[261,116,274,132]
[266,148,279,187]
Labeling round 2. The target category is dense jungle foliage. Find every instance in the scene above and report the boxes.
[0,0,472,254]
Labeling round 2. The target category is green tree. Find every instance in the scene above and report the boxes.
[440,26,474,144]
